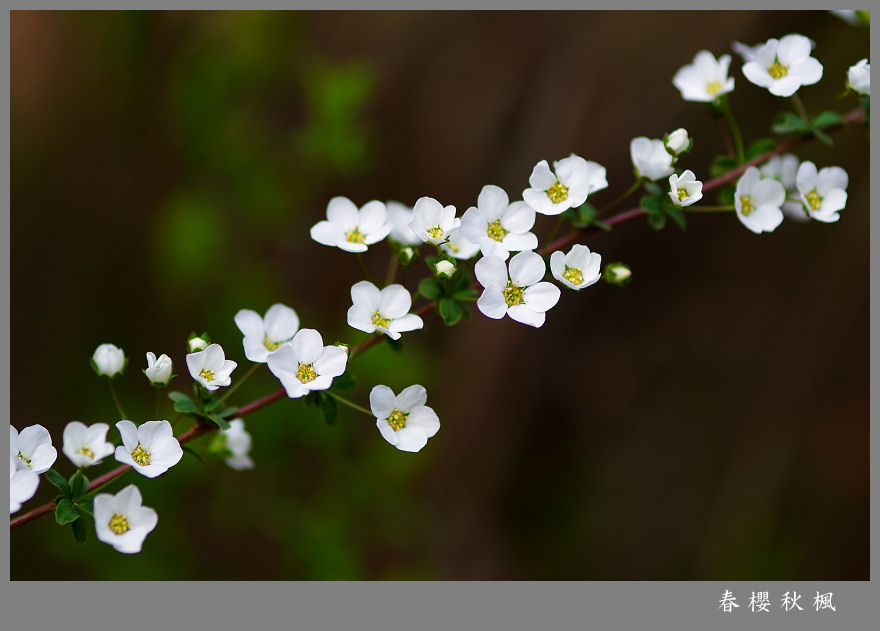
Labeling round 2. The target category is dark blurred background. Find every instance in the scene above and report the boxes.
[10,11,868,580]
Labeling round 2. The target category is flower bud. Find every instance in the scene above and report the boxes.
[143,352,173,387]
[187,334,209,353]
[434,259,456,280]
[664,128,690,156]
[335,342,351,355]
[92,343,126,378]
[847,58,870,96]
[398,246,419,266]
[604,262,632,287]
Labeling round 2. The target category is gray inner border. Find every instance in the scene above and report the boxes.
[2,2,875,630]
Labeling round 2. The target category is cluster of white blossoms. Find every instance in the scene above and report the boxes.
[9,425,56,513]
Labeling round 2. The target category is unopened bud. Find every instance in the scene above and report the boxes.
[434,259,456,280]
[664,128,690,156]
[335,342,351,355]
[605,262,632,286]
[188,334,209,353]
[398,246,418,266]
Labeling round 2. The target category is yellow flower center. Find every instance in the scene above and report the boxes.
[78,446,95,460]
[262,335,283,352]
[387,408,409,431]
[17,452,31,468]
[131,444,151,466]
[371,311,391,329]
[345,227,366,244]
[740,195,754,216]
[199,369,215,382]
[705,80,723,96]
[562,266,584,286]
[108,514,130,535]
[677,187,689,202]
[805,190,822,211]
[447,243,460,254]
[426,226,444,240]
[296,362,317,384]
[486,219,508,242]
[547,180,569,204]
[502,280,525,307]
[768,60,789,80]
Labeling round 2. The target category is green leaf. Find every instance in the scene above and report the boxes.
[812,127,833,146]
[667,207,687,231]
[206,414,231,430]
[55,499,80,525]
[772,111,811,135]
[44,469,71,497]
[68,470,89,499]
[76,496,94,516]
[168,391,199,414]
[204,397,225,412]
[418,277,443,300]
[640,195,661,216]
[71,517,88,544]
[438,298,464,326]
[593,220,612,232]
[745,138,777,162]
[330,370,356,391]
[643,181,661,197]
[215,406,238,418]
[647,213,666,230]
[318,393,338,426]
[182,444,204,464]
[810,110,845,129]
[451,288,478,302]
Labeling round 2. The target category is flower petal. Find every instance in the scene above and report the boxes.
[501,201,536,233]
[326,196,359,228]
[508,250,545,286]
[394,427,429,452]
[233,309,264,339]
[477,184,509,221]
[523,282,561,312]
[378,285,412,319]
[290,329,323,364]
[314,346,348,378]
[507,304,546,327]
[309,220,343,247]
[407,406,440,438]
[477,287,507,319]
[396,385,427,411]
[474,255,508,288]
[263,303,299,341]
[370,385,396,419]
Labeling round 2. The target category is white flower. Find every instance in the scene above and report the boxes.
[9,437,39,514]
[630,137,675,181]
[266,329,348,399]
[92,343,126,378]
[848,58,870,95]
[143,352,173,386]
[672,50,735,102]
[550,244,601,291]
[370,385,440,453]
[114,420,183,478]
[10,424,57,474]
[668,170,704,207]
[742,34,823,97]
[346,281,424,340]
[734,167,786,234]
[732,41,761,63]
[605,262,632,286]
[188,336,208,353]
[761,153,808,220]
[434,259,456,279]
[522,154,607,216]
[310,197,392,253]
[408,197,460,245]
[461,185,539,260]
[62,421,115,468]
[186,343,237,391]
[234,303,300,363]
[438,228,481,260]
[220,419,254,471]
[94,484,158,554]
[795,161,848,224]
[475,251,561,328]
[386,201,422,246]
[665,128,690,156]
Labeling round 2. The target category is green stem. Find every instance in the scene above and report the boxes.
[683,205,735,213]
[384,253,399,286]
[220,362,260,403]
[597,179,642,218]
[154,387,161,419]
[720,96,745,164]
[356,253,370,281]
[107,380,127,419]
[326,391,373,417]
[543,215,566,251]
[791,93,808,121]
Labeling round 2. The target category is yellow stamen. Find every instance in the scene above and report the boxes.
[502,280,525,307]
[131,444,151,466]
[108,514,130,535]
[387,408,409,431]
[345,227,366,244]
[563,266,584,286]
[296,362,317,384]
[768,60,789,80]
[705,80,723,96]
[740,195,754,216]
[486,219,509,242]
[78,446,95,460]
[426,226,444,240]
[199,369,215,382]
[371,311,391,329]
[17,452,31,468]
[547,180,569,204]
[805,190,822,211]
[677,187,689,202]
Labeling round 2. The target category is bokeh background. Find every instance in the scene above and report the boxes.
[10,11,868,580]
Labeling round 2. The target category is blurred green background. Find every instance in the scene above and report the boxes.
[10,11,868,580]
